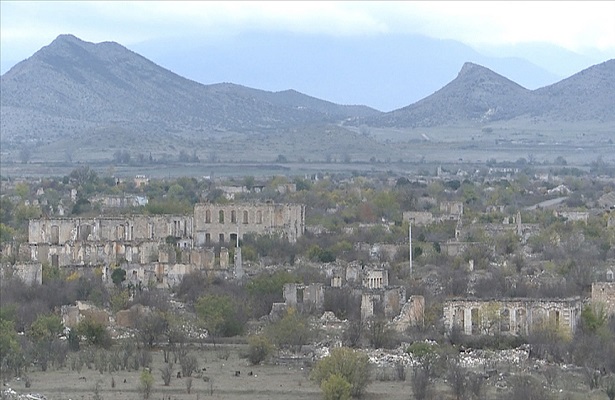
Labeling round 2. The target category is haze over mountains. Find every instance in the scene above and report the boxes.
[129,32,614,112]
[0,34,613,166]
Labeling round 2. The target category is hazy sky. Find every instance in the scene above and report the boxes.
[2,0,614,67]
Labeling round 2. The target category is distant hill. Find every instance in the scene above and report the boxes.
[0,34,379,147]
[1,34,613,166]
[358,59,615,128]
[130,32,567,112]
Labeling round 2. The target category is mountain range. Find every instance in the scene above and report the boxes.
[0,34,613,164]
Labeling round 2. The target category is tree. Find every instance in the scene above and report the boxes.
[160,363,173,386]
[195,294,244,344]
[247,335,273,365]
[311,347,370,398]
[411,366,432,400]
[135,311,169,348]
[77,318,112,349]
[0,316,22,379]
[19,146,32,164]
[139,368,154,400]
[265,308,316,352]
[111,268,126,287]
[321,373,351,400]
[29,314,63,341]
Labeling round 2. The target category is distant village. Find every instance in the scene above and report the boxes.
[2,164,615,335]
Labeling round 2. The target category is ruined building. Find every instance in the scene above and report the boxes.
[443,298,584,336]
[193,203,305,245]
[25,202,305,286]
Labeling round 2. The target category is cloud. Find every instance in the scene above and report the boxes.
[2,0,614,65]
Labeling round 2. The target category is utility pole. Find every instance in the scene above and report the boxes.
[409,222,413,275]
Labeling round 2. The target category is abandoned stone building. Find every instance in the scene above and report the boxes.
[25,202,304,286]
[443,298,584,336]
[325,262,424,330]
[193,203,305,245]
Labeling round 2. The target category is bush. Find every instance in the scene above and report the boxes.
[160,363,172,386]
[247,335,273,365]
[265,308,316,351]
[311,347,370,398]
[77,318,112,349]
[321,373,351,400]
[139,369,154,400]
[180,353,198,377]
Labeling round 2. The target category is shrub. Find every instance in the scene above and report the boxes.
[160,363,173,386]
[247,335,273,365]
[139,369,154,400]
[77,318,112,349]
[180,353,198,377]
[265,308,316,351]
[321,373,351,400]
[311,347,370,398]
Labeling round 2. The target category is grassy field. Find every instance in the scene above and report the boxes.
[4,344,611,400]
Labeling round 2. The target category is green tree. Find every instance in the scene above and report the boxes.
[311,347,370,398]
[321,373,352,400]
[265,308,316,352]
[246,335,273,365]
[111,268,126,287]
[0,316,22,378]
[195,294,244,343]
[139,368,154,399]
[29,314,64,342]
[77,318,112,348]
[580,304,607,334]
[0,223,15,243]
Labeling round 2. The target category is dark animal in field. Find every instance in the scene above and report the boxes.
[177,372,182,379]
[234,370,241,377]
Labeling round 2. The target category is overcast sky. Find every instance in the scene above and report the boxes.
[2,1,614,67]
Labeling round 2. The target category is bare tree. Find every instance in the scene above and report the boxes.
[411,366,432,400]
[447,359,468,400]
[160,363,173,386]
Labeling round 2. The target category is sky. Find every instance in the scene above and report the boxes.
[2,1,614,66]
[1,1,614,111]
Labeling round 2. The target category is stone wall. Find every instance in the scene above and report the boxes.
[283,283,324,311]
[29,215,192,245]
[592,282,615,316]
[194,203,305,244]
[403,211,434,226]
[443,298,583,336]
[0,262,42,285]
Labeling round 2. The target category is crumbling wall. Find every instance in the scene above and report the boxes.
[61,301,110,329]
[392,295,425,331]
[592,282,615,316]
[0,263,42,285]
[193,203,305,244]
[283,283,324,311]
[403,211,434,226]
[443,298,583,336]
[363,269,388,289]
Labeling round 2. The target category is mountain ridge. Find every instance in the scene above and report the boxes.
[357,59,615,128]
[1,34,613,163]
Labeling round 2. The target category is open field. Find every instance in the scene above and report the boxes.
[3,344,612,400]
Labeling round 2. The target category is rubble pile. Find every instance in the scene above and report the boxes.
[1,388,47,400]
